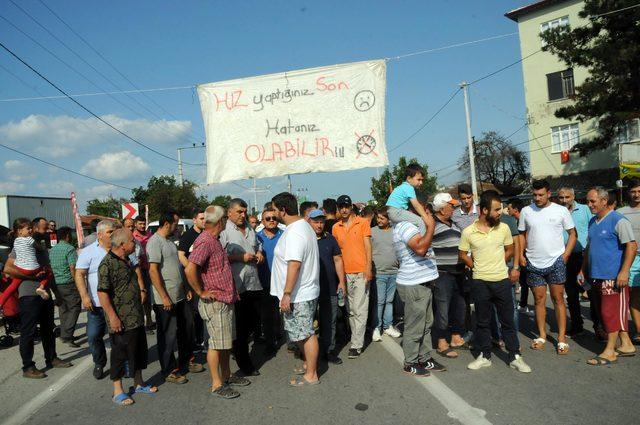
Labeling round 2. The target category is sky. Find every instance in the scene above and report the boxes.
[0,0,531,212]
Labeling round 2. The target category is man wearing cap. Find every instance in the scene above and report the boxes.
[332,195,373,359]
[308,209,347,364]
[431,193,467,358]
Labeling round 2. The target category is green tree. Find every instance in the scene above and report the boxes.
[85,196,127,218]
[132,175,209,220]
[370,156,437,205]
[211,195,232,209]
[540,0,640,154]
[457,131,529,187]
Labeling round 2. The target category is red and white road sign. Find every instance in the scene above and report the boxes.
[122,202,139,220]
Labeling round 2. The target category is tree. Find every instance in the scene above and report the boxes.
[540,0,640,154]
[86,196,127,218]
[370,156,437,205]
[457,131,529,187]
[132,175,210,220]
[211,195,232,209]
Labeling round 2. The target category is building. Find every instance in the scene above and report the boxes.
[505,0,638,190]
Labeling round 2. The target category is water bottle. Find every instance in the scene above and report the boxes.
[337,288,345,307]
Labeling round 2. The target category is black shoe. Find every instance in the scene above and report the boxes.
[348,348,361,359]
[237,368,260,377]
[420,357,446,372]
[403,363,430,377]
[326,353,343,365]
[93,365,104,380]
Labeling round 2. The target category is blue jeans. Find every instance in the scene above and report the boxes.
[374,274,397,331]
[490,284,519,340]
[87,308,107,368]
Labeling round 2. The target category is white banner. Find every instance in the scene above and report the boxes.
[197,60,387,184]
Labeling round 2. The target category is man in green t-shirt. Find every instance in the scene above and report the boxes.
[49,227,79,346]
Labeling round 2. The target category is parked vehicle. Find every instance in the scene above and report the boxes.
[146,219,193,244]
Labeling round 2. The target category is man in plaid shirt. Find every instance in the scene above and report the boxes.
[49,226,80,347]
[185,205,248,399]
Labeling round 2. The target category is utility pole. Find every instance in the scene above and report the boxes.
[287,175,292,193]
[460,82,478,202]
[177,143,206,186]
[252,178,258,214]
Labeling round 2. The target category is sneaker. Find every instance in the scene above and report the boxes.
[23,367,46,379]
[47,357,72,368]
[348,348,362,359]
[509,354,532,373]
[93,365,104,380]
[35,287,50,300]
[226,375,251,387]
[166,372,189,384]
[420,357,446,372]
[384,326,402,338]
[212,383,240,399]
[518,307,534,317]
[189,362,205,373]
[403,363,430,377]
[325,352,343,365]
[467,354,492,370]
[372,328,382,342]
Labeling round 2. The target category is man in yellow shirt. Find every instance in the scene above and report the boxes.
[459,191,531,373]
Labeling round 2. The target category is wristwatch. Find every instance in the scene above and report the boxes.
[284,291,292,296]
[512,266,520,271]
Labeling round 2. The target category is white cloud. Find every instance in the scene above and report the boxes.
[0,114,193,158]
[80,151,151,180]
[36,181,77,197]
[3,160,37,182]
[0,181,26,194]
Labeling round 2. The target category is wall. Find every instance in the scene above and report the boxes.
[0,196,73,228]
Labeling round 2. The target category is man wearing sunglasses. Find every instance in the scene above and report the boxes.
[257,206,284,356]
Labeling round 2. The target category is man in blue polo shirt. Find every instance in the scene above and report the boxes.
[558,187,593,337]
[581,188,637,366]
[257,205,283,356]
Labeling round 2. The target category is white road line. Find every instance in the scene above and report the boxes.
[379,337,492,425]
[4,354,95,425]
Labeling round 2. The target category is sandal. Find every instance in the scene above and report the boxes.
[436,347,458,359]
[134,384,158,394]
[211,383,240,399]
[289,375,320,387]
[615,348,636,357]
[450,342,470,350]
[557,342,569,355]
[632,335,640,345]
[587,356,617,366]
[530,338,546,350]
[293,365,306,375]
[112,393,134,406]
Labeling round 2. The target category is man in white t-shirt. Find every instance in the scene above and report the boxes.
[270,192,320,387]
[519,180,576,355]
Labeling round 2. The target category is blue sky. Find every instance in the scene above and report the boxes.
[0,0,530,211]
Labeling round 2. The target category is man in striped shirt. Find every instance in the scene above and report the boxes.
[393,202,445,377]
[431,193,466,358]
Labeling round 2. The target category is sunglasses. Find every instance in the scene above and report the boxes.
[264,217,277,222]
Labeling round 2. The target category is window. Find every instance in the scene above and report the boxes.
[540,16,569,46]
[615,118,640,144]
[551,124,579,153]
[547,69,574,101]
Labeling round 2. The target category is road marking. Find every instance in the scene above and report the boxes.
[4,353,95,425]
[379,337,492,425]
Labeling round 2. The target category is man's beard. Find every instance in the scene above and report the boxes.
[486,215,501,227]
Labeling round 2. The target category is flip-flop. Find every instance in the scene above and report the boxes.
[134,384,158,394]
[289,376,320,387]
[530,338,546,350]
[292,365,306,375]
[557,342,570,355]
[436,347,458,358]
[112,393,134,406]
[615,349,636,357]
[587,356,617,366]
[450,342,470,350]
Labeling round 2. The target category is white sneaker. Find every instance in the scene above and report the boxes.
[372,328,382,342]
[383,326,402,338]
[467,354,492,370]
[509,354,532,373]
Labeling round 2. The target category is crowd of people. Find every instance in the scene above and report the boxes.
[1,165,638,404]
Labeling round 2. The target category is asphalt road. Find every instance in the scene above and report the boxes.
[1,297,638,425]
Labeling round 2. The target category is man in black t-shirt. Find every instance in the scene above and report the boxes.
[178,210,206,350]
[322,198,338,233]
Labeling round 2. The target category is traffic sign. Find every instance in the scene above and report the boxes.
[122,202,139,220]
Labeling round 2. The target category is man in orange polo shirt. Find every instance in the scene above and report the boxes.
[332,195,373,359]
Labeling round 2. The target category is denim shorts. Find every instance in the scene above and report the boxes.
[283,299,318,342]
[526,256,566,287]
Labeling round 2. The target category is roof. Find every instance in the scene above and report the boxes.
[505,0,567,21]
[0,194,71,201]
[79,214,118,226]
[538,167,618,194]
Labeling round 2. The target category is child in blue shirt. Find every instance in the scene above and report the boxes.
[385,163,431,234]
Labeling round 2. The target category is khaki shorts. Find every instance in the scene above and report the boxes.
[198,299,235,350]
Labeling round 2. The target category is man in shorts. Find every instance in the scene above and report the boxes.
[582,188,637,365]
[518,180,576,354]
[617,178,640,342]
[185,206,249,399]
[270,192,321,387]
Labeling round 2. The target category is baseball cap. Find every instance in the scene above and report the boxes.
[308,209,326,220]
[336,195,352,206]
[432,193,460,210]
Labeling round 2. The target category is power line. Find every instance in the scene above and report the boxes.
[4,2,203,150]
[0,142,133,190]
[388,88,462,153]
[35,0,205,143]
[0,84,194,102]
[0,40,198,165]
